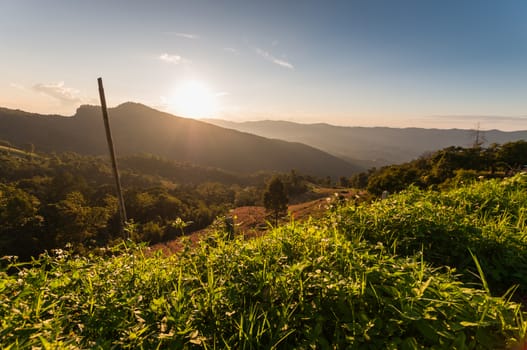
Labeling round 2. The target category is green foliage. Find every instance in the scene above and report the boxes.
[355,141,527,195]
[0,183,43,257]
[0,152,271,257]
[366,164,422,195]
[497,140,527,169]
[1,213,525,348]
[332,174,527,296]
[281,169,309,196]
[234,185,261,206]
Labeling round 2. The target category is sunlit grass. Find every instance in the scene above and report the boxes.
[1,175,527,348]
[334,174,527,296]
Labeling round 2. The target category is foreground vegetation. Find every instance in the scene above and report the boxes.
[2,175,527,348]
[335,175,527,297]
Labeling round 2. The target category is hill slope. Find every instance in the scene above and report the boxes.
[205,119,527,166]
[2,176,526,348]
[0,104,360,177]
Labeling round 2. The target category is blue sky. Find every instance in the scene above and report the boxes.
[1,0,527,130]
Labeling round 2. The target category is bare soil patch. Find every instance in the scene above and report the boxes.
[152,188,365,255]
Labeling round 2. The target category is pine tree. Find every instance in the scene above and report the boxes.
[263,177,288,226]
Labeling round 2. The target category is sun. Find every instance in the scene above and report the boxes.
[165,80,218,118]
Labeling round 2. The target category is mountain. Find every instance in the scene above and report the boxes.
[0,103,360,177]
[204,119,527,167]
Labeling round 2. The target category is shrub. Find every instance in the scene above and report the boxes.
[333,174,527,296]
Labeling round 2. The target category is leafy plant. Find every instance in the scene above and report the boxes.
[332,174,527,296]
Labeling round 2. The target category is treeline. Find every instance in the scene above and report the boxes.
[0,151,315,259]
[350,140,527,195]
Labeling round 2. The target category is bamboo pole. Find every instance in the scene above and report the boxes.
[97,77,128,237]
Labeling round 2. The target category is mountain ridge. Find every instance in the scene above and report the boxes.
[204,119,527,167]
[0,103,361,177]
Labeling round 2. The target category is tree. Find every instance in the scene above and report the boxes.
[263,177,288,226]
[47,191,110,249]
[497,141,527,170]
[338,176,350,188]
[0,184,43,258]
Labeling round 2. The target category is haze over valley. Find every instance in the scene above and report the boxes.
[206,119,527,167]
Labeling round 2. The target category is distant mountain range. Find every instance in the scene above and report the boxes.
[0,103,360,177]
[205,119,527,167]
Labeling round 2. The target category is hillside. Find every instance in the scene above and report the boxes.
[0,150,275,258]
[205,119,527,167]
[2,176,527,348]
[0,104,361,177]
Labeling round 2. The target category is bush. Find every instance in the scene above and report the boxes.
[333,174,527,296]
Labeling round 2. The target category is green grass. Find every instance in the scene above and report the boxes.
[1,175,527,348]
[332,174,527,296]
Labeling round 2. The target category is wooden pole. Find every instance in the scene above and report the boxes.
[98,77,128,237]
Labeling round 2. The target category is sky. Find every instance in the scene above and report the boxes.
[1,0,527,130]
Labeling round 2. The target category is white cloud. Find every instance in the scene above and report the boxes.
[162,31,199,39]
[177,32,199,39]
[159,53,187,64]
[32,81,82,104]
[164,31,199,39]
[255,48,294,69]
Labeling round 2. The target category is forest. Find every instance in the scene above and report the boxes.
[0,149,309,259]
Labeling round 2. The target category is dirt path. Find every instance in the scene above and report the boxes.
[152,189,363,255]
